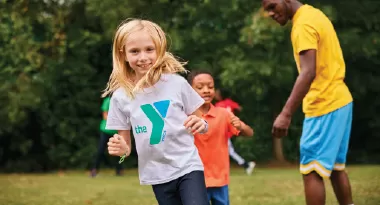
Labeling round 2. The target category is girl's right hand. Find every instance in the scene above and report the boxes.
[184,115,207,134]
[108,134,130,157]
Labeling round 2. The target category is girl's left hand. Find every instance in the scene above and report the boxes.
[184,115,206,134]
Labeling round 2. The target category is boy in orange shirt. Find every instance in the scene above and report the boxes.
[187,71,254,205]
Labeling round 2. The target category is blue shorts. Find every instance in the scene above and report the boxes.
[152,171,209,205]
[300,102,353,178]
[207,185,229,205]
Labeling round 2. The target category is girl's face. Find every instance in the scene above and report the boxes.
[191,74,215,104]
[124,30,158,80]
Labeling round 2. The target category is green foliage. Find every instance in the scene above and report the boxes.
[0,0,379,172]
[0,0,106,171]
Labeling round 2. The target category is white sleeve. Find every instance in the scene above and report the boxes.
[105,95,131,130]
[180,79,205,115]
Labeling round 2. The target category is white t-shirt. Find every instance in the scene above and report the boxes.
[106,73,205,185]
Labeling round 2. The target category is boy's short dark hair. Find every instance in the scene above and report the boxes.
[186,70,214,85]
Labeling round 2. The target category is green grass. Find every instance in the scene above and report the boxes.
[0,166,379,205]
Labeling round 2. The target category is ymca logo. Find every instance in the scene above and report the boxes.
[139,100,170,145]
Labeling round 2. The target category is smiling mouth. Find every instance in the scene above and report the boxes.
[273,14,281,21]
[138,64,151,69]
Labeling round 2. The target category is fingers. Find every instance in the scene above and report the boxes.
[109,134,121,143]
[183,115,194,128]
[280,128,288,137]
[230,113,239,123]
[107,141,120,155]
[272,126,288,138]
[107,134,127,156]
[108,146,121,156]
[183,115,193,126]
[184,115,199,129]
[109,137,119,144]
[107,140,119,148]
[230,114,242,129]
[184,115,205,134]
[108,147,120,155]
[272,127,279,138]
[113,134,125,141]
[109,145,130,155]
[191,120,205,134]
[232,121,241,128]
[231,117,239,125]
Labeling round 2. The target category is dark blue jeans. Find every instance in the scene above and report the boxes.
[92,132,122,174]
[152,171,209,205]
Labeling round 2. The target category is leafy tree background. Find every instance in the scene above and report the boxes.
[0,0,379,172]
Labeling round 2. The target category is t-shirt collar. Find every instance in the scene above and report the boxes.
[203,104,217,118]
[292,4,310,23]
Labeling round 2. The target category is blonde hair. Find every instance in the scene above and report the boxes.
[102,19,187,98]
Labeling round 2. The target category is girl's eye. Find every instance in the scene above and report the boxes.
[147,47,155,52]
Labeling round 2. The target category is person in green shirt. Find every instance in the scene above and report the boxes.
[90,96,122,177]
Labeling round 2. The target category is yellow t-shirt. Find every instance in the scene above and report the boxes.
[291,5,353,117]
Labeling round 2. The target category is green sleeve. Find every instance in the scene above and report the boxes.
[101,97,111,112]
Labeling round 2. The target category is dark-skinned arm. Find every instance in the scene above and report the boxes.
[239,121,254,137]
[281,49,316,117]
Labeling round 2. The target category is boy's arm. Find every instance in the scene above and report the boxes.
[239,121,254,137]
[230,112,254,137]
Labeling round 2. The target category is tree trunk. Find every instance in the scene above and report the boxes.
[272,109,286,163]
[273,137,285,162]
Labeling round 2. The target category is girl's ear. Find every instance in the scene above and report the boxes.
[119,47,128,62]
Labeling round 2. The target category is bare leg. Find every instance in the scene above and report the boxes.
[303,171,326,205]
[330,170,354,205]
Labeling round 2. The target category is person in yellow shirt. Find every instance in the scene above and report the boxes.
[262,1,354,205]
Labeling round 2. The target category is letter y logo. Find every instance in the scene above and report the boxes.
[140,100,170,145]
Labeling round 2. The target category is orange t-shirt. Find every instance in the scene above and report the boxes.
[194,104,240,187]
